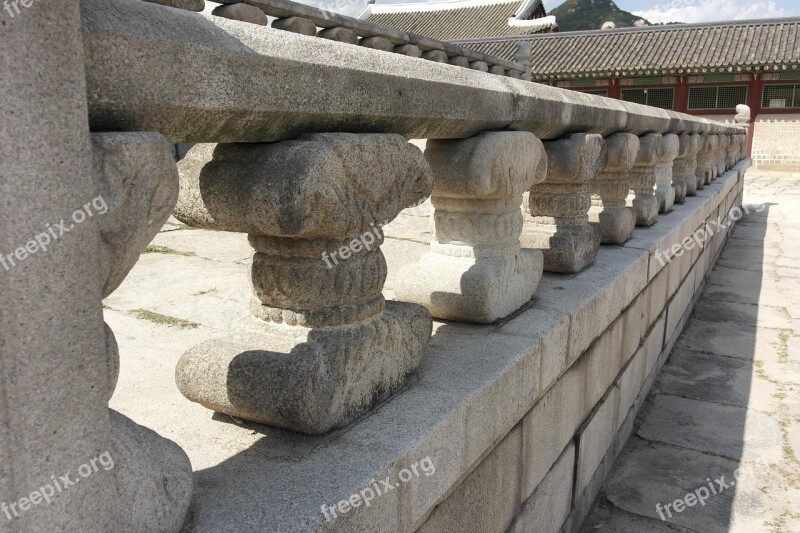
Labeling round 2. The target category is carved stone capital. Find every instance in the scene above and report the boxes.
[626,133,662,227]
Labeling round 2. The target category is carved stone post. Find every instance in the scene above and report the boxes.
[589,133,639,244]
[521,133,606,273]
[626,133,663,227]
[714,134,728,179]
[696,134,717,188]
[173,134,434,434]
[92,133,193,532]
[673,133,700,200]
[727,135,741,169]
[395,132,546,323]
[655,133,679,213]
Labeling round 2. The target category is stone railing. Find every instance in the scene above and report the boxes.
[3,0,748,531]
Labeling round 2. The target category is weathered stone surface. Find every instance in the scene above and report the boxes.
[110,410,193,533]
[627,133,663,226]
[422,50,449,63]
[470,61,489,72]
[449,55,470,68]
[394,43,421,57]
[91,133,180,297]
[174,134,434,433]
[396,132,547,323]
[177,303,432,434]
[419,427,522,533]
[317,27,359,44]
[143,0,205,11]
[576,387,620,497]
[212,3,267,25]
[360,35,394,52]
[673,133,700,199]
[174,134,431,236]
[511,442,574,533]
[272,16,317,36]
[522,133,606,273]
[655,133,679,213]
[638,394,783,459]
[696,134,719,187]
[589,133,639,244]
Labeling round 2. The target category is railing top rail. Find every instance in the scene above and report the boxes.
[214,0,527,71]
[83,0,744,144]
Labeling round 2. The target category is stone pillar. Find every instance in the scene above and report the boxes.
[655,134,679,213]
[1,3,190,531]
[696,134,717,188]
[395,132,546,323]
[589,133,640,244]
[714,134,728,178]
[173,134,434,435]
[727,135,741,169]
[673,133,701,200]
[521,133,606,273]
[626,133,663,227]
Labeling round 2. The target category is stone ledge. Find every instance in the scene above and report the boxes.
[109,167,745,532]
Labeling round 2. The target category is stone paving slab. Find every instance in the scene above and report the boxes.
[584,171,800,533]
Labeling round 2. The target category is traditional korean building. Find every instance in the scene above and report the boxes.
[356,0,557,41]
[455,17,800,170]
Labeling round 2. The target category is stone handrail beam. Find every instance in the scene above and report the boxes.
[83,0,743,144]
[213,0,527,74]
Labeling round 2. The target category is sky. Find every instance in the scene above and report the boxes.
[545,0,799,24]
[205,0,800,22]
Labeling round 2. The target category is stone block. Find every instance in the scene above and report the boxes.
[360,36,394,52]
[418,427,522,533]
[589,133,640,244]
[511,442,575,533]
[143,0,205,11]
[645,314,666,379]
[500,306,570,391]
[522,133,606,273]
[317,27,359,45]
[641,266,668,339]
[575,386,620,497]
[617,346,647,427]
[397,132,547,323]
[583,317,625,410]
[212,3,267,25]
[521,358,586,499]
[272,16,317,36]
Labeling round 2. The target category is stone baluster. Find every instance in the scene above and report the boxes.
[521,133,607,273]
[317,27,359,44]
[588,133,640,244]
[91,133,193,532]
[173,134,434,435]
[695,134,717,188]
[272,17,317,36]
[654,133,679,213]
[727,135,741,169]
[673,133,700,200]
[626,133,663,227]
[714,134,728,178]
[395,132,547,323]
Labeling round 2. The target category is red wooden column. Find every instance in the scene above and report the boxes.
[674,77,689,113]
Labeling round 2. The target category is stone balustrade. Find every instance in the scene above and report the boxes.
[4,0,749,531]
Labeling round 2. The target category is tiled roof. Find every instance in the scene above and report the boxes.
[453,17,800,79]
[358,0,556,41]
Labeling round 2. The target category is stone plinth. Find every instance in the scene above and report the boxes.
[696,134,718,189]
[654,134,679,214]
[673,134,700,199]
[589,133,640,244]
[395,132,546,323]
[521,133,606,273]
[626,134,663,227]
[173,134,434,434]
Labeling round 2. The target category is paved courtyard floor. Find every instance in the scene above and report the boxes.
[582,171,800,533]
